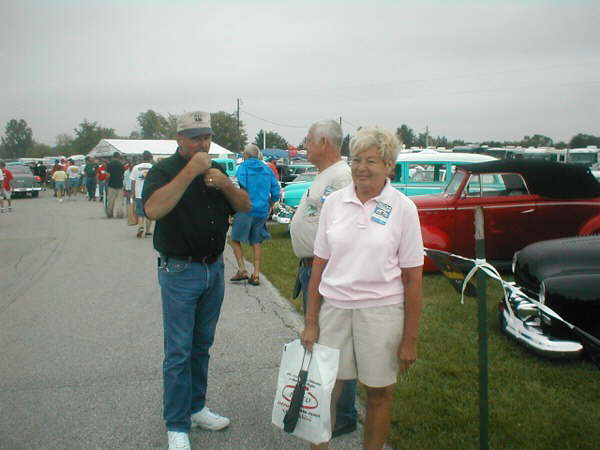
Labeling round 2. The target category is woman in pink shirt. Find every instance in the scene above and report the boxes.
[301,127,424,450]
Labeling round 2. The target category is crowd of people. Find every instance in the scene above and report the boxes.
[19,154,156,237]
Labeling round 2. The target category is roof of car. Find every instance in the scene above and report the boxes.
[396,151,496,163]
[457,159,600,199]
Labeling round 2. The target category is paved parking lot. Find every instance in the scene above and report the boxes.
[0,192,363,449]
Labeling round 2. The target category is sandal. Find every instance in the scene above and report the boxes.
[248,275,260,286]
[136,227,144,238]
[230,270,249,282]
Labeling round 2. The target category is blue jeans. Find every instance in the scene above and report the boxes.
[158,255,225,432]
[86,178,96,199]
[98,180,107,198]
[299,264,357,428]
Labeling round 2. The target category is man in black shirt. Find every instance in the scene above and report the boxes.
[143,111,250,450]
[105,151,125,218]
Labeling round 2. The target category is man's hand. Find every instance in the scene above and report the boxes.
[204,168,230,190]
[187,152,212,177]
[301,323,320,352]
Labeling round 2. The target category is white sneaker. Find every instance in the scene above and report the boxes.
[191,406,230,431]
[167,431,190,450]
[59,198,63,203]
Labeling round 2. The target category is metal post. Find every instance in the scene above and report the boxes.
[474,207,489,450]
[236,98,240,153]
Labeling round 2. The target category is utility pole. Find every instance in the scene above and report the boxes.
[339,116,342,127]
[236,98,240,154]
[425,125,430,148]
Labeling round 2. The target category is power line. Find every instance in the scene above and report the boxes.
[239,109,307,129]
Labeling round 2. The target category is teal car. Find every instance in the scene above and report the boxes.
[273,151,496,224]
[280,172,318,208]
[390,151,496,196]
[212,158,237,178]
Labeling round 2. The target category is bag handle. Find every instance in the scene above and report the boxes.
[283,349,313,433]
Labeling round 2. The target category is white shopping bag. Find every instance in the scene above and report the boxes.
[272,339,339,445]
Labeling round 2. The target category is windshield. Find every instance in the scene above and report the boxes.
[7,164,32,174]
[569,153,598,166]
[444,171,465,196]
[292,173,317,183]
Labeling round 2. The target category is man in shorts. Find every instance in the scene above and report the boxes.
[229,144,280,286]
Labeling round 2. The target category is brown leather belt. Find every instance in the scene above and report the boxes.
[301,257,314,267]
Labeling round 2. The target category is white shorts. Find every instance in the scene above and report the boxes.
[318,301,405,388]
[1,189,10,200]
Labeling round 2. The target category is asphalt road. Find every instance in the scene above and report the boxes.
[0,191,363,450]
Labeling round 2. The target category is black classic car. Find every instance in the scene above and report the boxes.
[499,235,600,363]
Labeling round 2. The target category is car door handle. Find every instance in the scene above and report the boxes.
[520,209,535,214]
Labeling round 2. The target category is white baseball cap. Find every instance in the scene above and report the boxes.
[176,111,214,137]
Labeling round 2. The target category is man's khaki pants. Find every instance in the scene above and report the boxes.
[106,187,124,218]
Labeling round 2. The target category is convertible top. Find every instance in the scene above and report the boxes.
[457,159,600,199]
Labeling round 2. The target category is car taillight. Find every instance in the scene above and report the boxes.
[35,176,42,182]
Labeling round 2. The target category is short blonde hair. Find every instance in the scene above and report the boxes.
[349,127,400,164]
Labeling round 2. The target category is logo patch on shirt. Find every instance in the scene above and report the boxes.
[321,185,335,203]
[371,202,392,225]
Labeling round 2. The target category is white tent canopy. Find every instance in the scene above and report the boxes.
[87,139,234,160]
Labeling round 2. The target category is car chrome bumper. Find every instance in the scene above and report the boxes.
[500,290,583,359]
[13,187,42,192]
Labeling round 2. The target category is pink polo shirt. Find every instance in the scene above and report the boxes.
[314,180,424,309]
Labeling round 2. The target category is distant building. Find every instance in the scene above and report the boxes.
[87,139,234,161]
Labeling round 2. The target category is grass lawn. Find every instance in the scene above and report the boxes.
[235,223,599,450]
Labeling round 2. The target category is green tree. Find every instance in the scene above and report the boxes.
[521,134,553,148]
[253,129,288,150]
[569,133,600,148]
[137,109,174,139]
[71,119,117,155]
[1,119,33,159]
[55,133,74,156]
[211,111,247,152]
[396,124,415,148]
[28,142,53,158]
[555,141,567,149]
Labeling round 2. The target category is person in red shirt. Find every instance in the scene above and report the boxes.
[0,162,14,212]
[96,162,108,202]
[265,157,280,180]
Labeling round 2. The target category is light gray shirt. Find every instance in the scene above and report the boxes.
[290,160,352,258]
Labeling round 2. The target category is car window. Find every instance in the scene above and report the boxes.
[444,171,465,196]
[408,163,447,183]
[465,173,528,198]
[7,165,31,174]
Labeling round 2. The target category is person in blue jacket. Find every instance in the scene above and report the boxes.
[230,144,281,285]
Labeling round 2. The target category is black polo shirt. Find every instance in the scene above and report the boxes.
[142,150,234,259]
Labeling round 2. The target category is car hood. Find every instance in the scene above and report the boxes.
[514,236,600,292]
[410,193,452,209]
[284,182,311,192]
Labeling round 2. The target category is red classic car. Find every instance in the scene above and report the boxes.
[414,160,600,272]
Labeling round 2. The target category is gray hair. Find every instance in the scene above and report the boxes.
[309,120,343,149]
[243,144,261,158]
[350,127,400,164]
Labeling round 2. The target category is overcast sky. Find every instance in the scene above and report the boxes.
[1,0,599,148]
